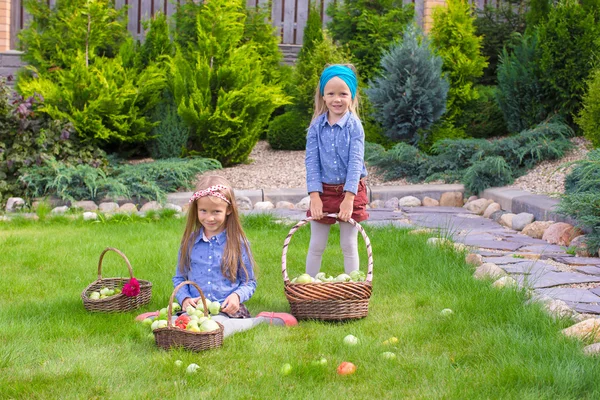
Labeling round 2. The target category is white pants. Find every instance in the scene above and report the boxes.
[305,221,359,276]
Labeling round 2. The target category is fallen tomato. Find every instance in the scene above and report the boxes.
[337,362,356,375]
[174,315,190,330]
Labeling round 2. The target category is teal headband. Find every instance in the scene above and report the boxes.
[319,65,358,100]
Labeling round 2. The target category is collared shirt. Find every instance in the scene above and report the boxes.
[305,111,368,195]
[172,228,256,305]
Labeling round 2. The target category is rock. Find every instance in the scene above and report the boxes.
[398,196,421,207]
[0,215,10,222]
[583,343,600,356]
[181,203,190,214]
[465,253,483,266]
[254,201,274,210]
[570,235,592,257]
[427,237,451,246]
[492,276,517,288]
[276,201,295,209]
[99,202,119,213]
[295,196,310,211]
[164,203,182,213]
[72,200,98,211]
[370,199,385,209]
[83,212,98,221]
[236,196,253,210]
[409,228,434,235]
[522,221,553,239]
[463,199,492,215]
[422,197,439,207]
[118,203,138,213]
[140,201,162,212]
[51,206,69,214]
[482,202,501,218]
[466,195,478,203]
[5,197,25,212]
[542,222,581,246]
[489,210,507,223]
[474,263,507,279]
[562,318,600,341]
[511,212,535,231]
[454,243,468,252]
[499,213,516,228]
[439,192,464,207]
[384,197,399,209]
[544,299,577,319]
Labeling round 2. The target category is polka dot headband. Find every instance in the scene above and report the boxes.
[189,185,231,204]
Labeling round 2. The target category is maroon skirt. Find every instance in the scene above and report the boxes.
[307,179,369,225]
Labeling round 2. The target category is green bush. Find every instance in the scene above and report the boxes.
[496,32,548,133]
[19,157,221,203]
[463,156,513,195]
[526,0,551,28]
[365,142,429,182]
[456,86,508,138]
[430,0,488,122]
[147,93,189,159]
[326,0,414,83]
[558,149,600,254]
[576,69,600,148]
[135,12,173,70]
[267,111,309,151]
[366,25,448,144]
[537,0,599,124]
[170,0,288,166]
[474,1,527,85]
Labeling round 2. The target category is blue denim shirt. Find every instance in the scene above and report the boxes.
[172,228,257,305]
[305,111,367,195]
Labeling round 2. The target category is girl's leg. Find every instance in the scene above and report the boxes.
[305,221,332,276]
[339,221,359,274]
[211,314,296,338]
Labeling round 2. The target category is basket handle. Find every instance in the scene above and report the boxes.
[281,213,373,284]
[97,247,134,281]
[167,280,210,328]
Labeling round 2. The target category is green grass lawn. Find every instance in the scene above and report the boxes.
[1,213,600,399]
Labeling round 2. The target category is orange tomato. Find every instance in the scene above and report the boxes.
[337,361,356,375]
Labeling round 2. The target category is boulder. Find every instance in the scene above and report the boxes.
[5,197,25,212]
[511,212,535,231]
[384,197,399,209]
[466,195,478,203]
[181,203,190,214]
[118,203,138,213]
[422,197,439,207]
[463,199,493,215]
[51,206,69,214]
[465,253,483,266]
[562,318,600,341]
[489,210,507,223]
[398,196,421,207]
[499,213,516,228]
[522,221,553,239]
[164,203,183,213]
[544,299,577,320]
[140,201,162,212]
[72,201,98,211]
[370,199,385,209]
[276,201,295,209]
[254,201,274,210]
[570,235,592,257]
[583,343,600,356]
[542,222,582,246]
[427,237,451,246]
[482,202,501,218]
[236,196,253,211]
[492,276,517,288]
[439,192,464,207]
[99,202,119,213]
[474,263,506,279]
[295,196,310,211]
[83,212,98,221]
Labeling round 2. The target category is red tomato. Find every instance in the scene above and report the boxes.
[174,315,190,329]
[337,362,356,375]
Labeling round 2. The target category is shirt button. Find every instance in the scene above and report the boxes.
[208,269,211,272]
[209,256,212,259]
[208,281,211,284]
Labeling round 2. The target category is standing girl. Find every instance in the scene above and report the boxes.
[171,175,296,336]
[305,64,369,277]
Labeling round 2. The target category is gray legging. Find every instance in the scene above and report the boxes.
[305,220,359,277]
[211,315,282,338]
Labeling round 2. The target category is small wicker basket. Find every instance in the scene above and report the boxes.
[282,213,373,321]
[153,281,224,352]
[81,247,152,313]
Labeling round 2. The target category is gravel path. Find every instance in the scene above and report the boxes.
[197,138,592,194]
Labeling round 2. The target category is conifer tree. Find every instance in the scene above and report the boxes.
[366,25,449,144]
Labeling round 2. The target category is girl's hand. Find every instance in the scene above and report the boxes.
[310,193,323,220]
[338,194,355,222]
[221,293,240,314]
[182,297,197,310]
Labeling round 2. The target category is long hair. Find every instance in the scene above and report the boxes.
[178,175,255,283]
[311,63,361,123]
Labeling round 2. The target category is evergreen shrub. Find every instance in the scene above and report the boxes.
[366,25,448,145]
[462,156,512,195]
[267,112,308,151]
[148,94,189,159]
[365,142,429,182]
[456,86,507,138]
[577,69,600,148]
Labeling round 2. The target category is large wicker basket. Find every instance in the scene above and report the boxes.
[153,281,224,352]
[282,213,373,321]
[81,247,152,313]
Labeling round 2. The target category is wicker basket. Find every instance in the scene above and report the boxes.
[81,247,152,313]
[153,281,224,352]
[282,213,373,321]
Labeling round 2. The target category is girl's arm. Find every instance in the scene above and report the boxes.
[305,124,323,194]
[343,117,365,195]
[232,245,257,303]
[172,252,192,306]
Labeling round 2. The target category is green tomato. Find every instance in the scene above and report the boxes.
[280,363,292,376]
[295,274,312,284]
[142,318,153,327]
[89,291,100,300]
[172,302,181,312]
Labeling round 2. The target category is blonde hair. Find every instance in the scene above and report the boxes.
[178,175,255,283]
[311,63,361,122]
